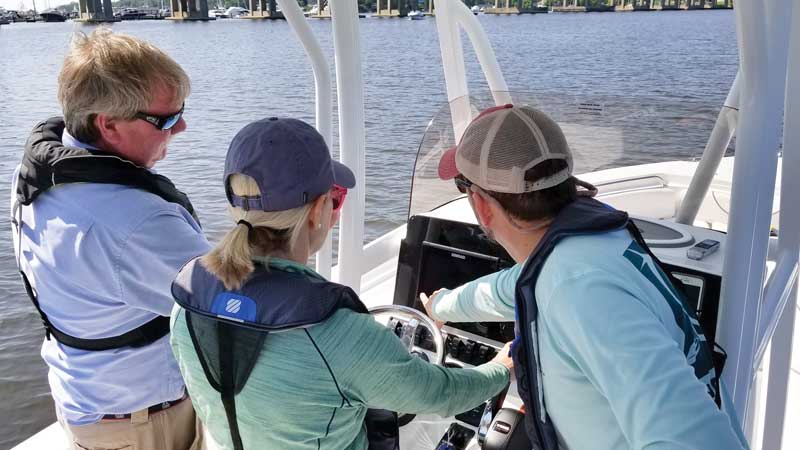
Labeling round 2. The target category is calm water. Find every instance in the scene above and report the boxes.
[0,11,736,448]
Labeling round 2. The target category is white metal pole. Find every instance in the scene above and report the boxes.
[761,1,800,447]
[717,0,791,436]
[755,254,799,366]
[275,0,334,279]
[676,74,739,225]
[330,0,366,292]
[434,0,472,142]
[761,290,797,450]
[450,1,511,105]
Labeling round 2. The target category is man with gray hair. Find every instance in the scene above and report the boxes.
[11,29,208,449]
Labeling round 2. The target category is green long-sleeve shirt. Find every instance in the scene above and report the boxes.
[170,258,509,450]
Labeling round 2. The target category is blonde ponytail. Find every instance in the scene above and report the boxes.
[201,174,316,290]
[201,221,254,290]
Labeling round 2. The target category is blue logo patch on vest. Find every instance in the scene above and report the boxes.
[211,292,257,322]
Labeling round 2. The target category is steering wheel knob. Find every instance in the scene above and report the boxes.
[410,350,430,362]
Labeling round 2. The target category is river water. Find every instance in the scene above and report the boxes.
[0,10,736,448]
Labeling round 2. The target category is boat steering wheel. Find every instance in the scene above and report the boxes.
[369,304,447,426]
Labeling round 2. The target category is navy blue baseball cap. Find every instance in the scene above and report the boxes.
[224,117,356,211]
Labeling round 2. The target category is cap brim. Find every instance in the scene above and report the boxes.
[437,146,460,180]
[332,160,356,189]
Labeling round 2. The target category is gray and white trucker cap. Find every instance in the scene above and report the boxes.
[438,104,573,193]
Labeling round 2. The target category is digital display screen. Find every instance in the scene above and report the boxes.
[672,272,705,312]
[417,242,504,293]
[416,242,516,343]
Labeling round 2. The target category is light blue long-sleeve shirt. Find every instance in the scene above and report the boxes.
[430,229,749,450]
[10,132,210,425]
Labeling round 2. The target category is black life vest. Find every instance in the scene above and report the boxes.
[12,117,199,351]
[510,197,725,450]
[171,257,399,450]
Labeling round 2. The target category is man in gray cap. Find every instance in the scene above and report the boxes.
[423,104,748,450]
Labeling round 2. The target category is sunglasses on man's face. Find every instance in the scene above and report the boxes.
[454,177,474,194]
[134,103,185,131]
[330,184,348,212]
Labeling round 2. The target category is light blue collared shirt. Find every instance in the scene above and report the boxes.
[431,229,749,450]
[10,131,210,425]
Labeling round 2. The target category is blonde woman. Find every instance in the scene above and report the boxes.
[169,117,513,450]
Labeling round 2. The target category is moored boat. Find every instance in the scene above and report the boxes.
[38,9,66,22]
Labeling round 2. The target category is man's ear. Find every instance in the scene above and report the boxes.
[471,189,494,228]
[94,114,121,147]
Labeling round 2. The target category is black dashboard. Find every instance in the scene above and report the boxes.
[393,215,517,359]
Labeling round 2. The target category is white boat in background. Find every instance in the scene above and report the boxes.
[11,0,799,449]
[408,9,425,19]
[471,5,480,14]
[224,6,249,17]
[208,8,229,18]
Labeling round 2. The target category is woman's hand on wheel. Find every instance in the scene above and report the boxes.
[490,341,514,371]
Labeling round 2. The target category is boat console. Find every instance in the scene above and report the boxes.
[394,210,725,355]
[391,202,727,449]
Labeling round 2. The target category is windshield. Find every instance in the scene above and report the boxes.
[408,91,729,217]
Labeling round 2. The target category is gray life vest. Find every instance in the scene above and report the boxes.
[171,257,399,450]
[12,117,199,351]
[510,197,725,450]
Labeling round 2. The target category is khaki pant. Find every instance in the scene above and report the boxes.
[58,398,204,450]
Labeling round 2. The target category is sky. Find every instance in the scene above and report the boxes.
[1,0,74,10]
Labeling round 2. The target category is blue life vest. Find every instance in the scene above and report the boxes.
[172,257,399,450]
[510,197,723,450]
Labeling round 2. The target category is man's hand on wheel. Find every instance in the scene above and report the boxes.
[419,290,444,328]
